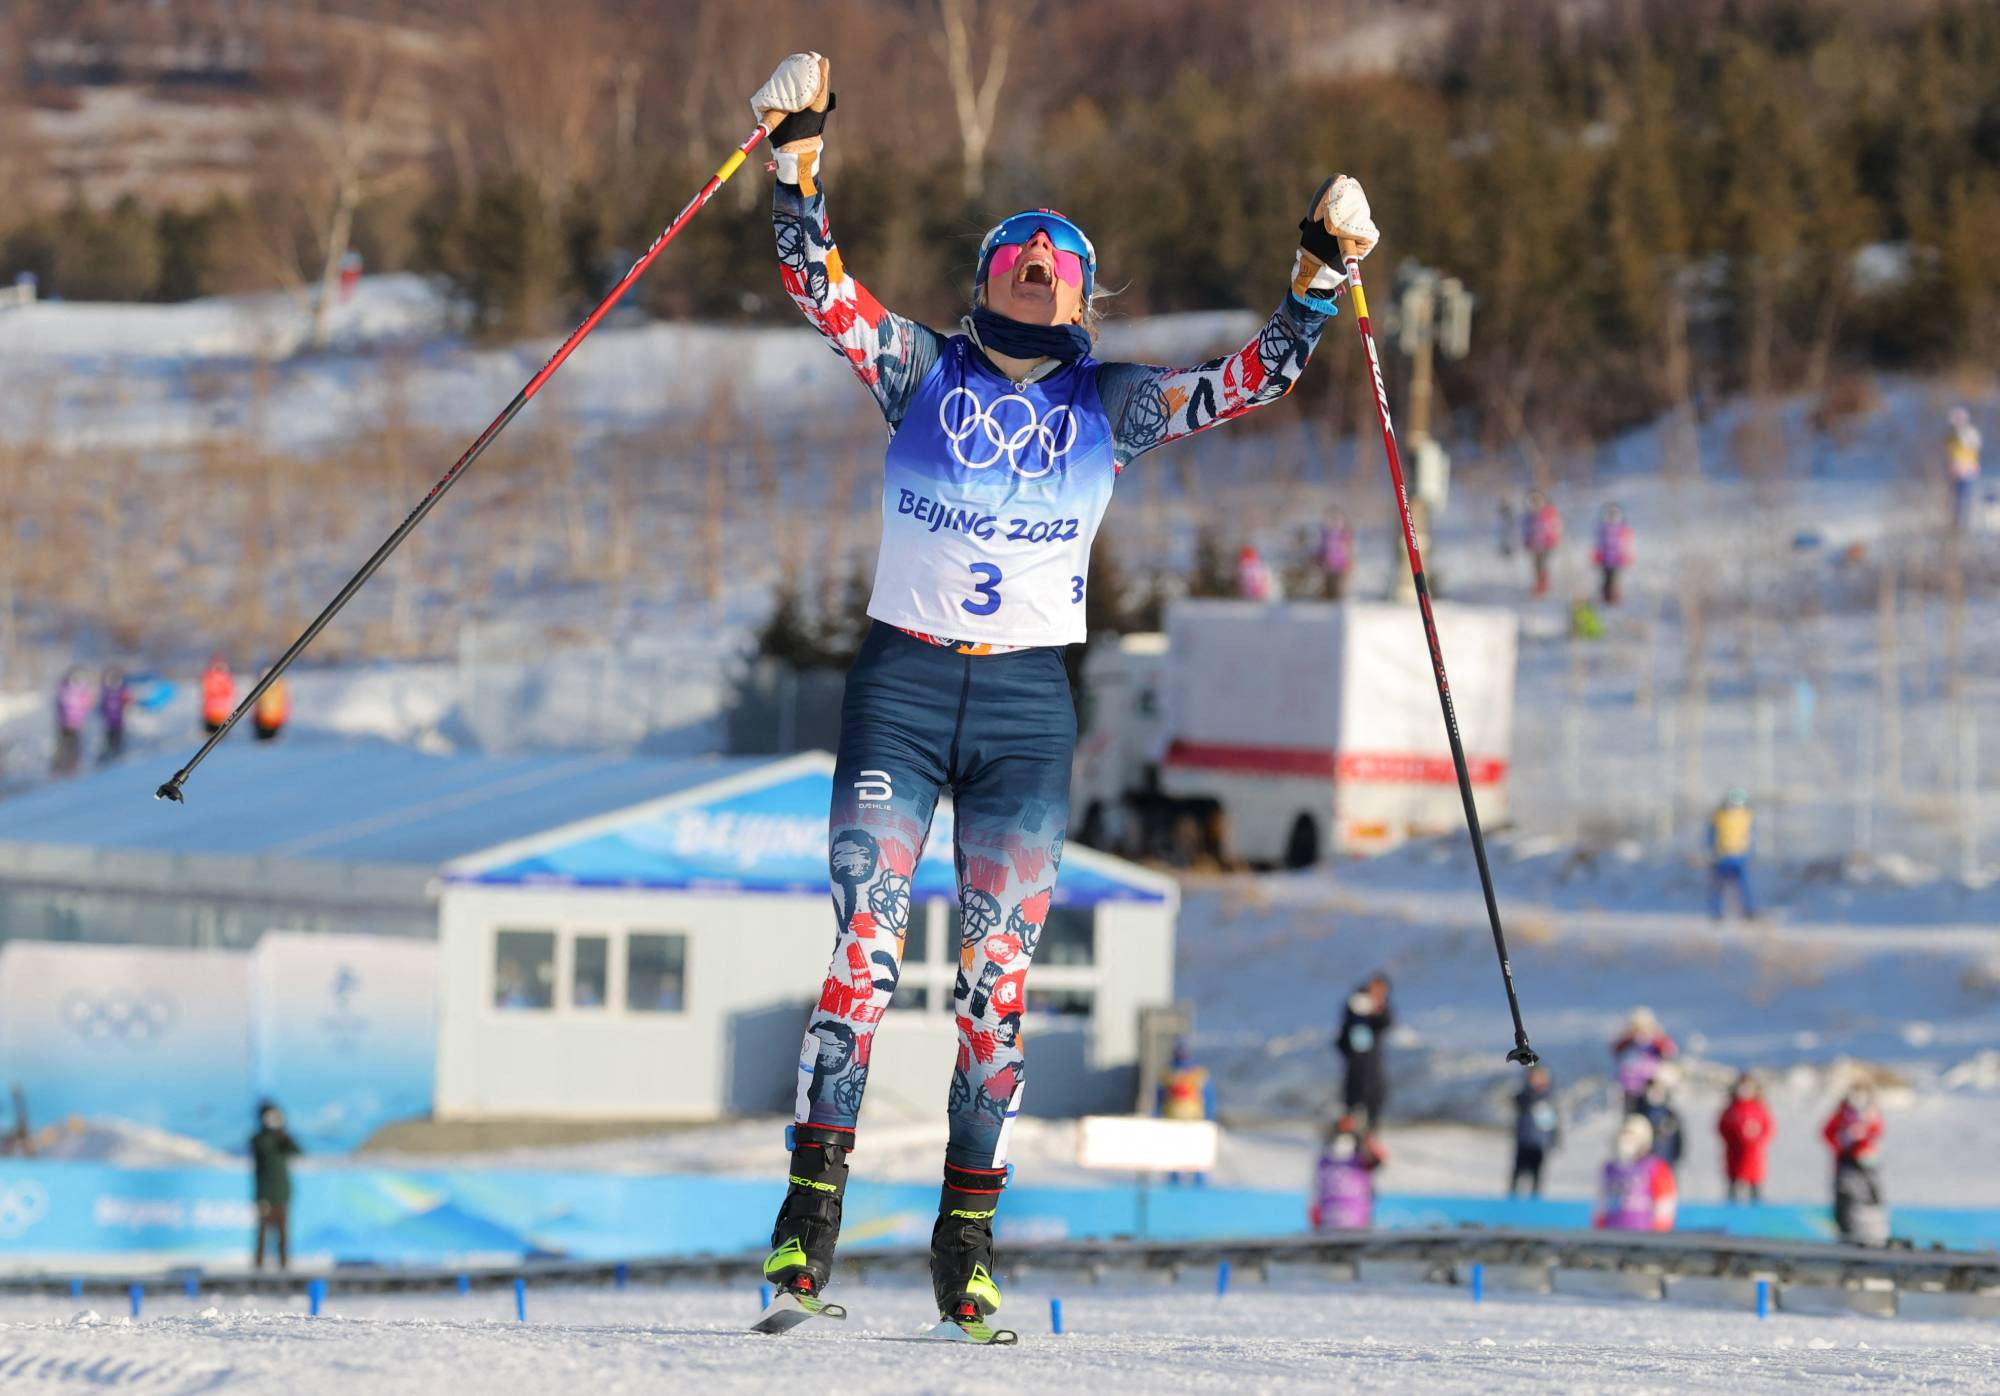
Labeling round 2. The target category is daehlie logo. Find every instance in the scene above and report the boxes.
[854,770,893,803]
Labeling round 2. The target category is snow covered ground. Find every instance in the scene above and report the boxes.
[0,1278,1994,1395]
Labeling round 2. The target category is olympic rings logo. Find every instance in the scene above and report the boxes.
[939,387,1075,477]
[60,991,176,1044]
[0,1183,47,1238]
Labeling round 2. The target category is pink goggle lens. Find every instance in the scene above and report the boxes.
[988,241,1085,288]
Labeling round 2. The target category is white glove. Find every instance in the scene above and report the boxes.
[1319,175,1378,261]
[750,52,827,125]
[1292,174,1376,307]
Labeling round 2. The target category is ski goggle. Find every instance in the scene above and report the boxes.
[975,210,1097,297]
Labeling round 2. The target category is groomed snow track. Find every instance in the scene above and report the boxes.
[17,1230,2000,1314]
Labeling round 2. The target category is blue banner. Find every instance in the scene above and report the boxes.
[0,1162,1992,1267]
[457,769,1163,906]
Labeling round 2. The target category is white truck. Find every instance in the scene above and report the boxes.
[1073,600,1517,865]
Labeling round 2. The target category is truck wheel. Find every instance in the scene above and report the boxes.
[1170,812,1205,867]
[1077,801,1106,851]
[1284,813,1319,869]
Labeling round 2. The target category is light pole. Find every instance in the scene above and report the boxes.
[1383,265,1473,599]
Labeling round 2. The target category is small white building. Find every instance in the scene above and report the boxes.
[435,753,1179,1126]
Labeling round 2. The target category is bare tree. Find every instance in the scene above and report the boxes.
[473,0,615,213]
[934,0,1028,199]
[260,12,435,345]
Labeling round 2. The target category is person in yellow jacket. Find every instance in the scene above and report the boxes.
[253,676,291,742]
[1155,1040,1215,1186]
[1708,790,1756,920]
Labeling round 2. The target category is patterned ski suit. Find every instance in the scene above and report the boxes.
[775,171,1333,1170]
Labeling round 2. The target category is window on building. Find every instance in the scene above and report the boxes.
[905,911,930,965]
[494,930,555,1011]
[627,932,688,1013]
[1037,908,1095,966]
[890,984,930,1012]
[572,934,608,1009]
[1027,986,1094,1018]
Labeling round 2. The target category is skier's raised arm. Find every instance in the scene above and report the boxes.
[758,52,945,428]
[1096,176,1377,470]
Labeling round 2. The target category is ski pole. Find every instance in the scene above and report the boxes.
[1340,240,1538,1066]
[155,121,775,803]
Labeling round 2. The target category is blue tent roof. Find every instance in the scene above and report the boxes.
[0,740,755,867]
[449,758,1169,907]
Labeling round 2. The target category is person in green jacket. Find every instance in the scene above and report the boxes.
[250,1100,301,1270]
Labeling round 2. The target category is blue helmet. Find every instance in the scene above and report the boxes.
[974,208,1097,301]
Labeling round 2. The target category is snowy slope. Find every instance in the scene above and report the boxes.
[0,1279,1992,1395]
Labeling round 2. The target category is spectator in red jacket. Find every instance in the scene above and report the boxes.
[1824,1085,1888,1245]
[1717,1071,1775,1204]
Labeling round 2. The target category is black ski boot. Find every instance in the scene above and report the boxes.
[930,1162,1007,1322]
[763,1125,852,1300]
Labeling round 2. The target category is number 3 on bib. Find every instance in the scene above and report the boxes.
[963,563,1003,616]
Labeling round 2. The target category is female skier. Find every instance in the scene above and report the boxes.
[750,51,1377,1331]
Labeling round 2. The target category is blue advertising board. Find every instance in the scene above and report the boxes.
[455,769,1164,906]
[0,1162,1993,1267]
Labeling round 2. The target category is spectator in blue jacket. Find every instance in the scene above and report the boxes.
[1510,1064,1561,1197]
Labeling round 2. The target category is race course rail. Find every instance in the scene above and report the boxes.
[12,1229,2000,1312]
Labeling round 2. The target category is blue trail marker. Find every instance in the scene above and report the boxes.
[308,1279,326,1317]
[184,1274,199,1300]
[515,1277,527,1322]
[759,1283,772,1311]
[1216,1261,1231,1297]
[68,1278,81,1301]
[614,1262,629,1291]
[456,1273,471,1297]
[1471,1262,1485,1303]
[1050,1297,1064,1335]
[128,1284,142,1319]
[1756,1279,1771,1319]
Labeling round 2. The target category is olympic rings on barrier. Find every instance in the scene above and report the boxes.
[0,1183,47,1238]
[939,387,1076,477]
[60,991,177,1043]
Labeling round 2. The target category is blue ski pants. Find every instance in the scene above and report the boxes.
[794,624,1075,1170]
[1711,857,1755,919]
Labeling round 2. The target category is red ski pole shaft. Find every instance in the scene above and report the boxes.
[1341,243,1537,1066]
[156,123,773,804]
